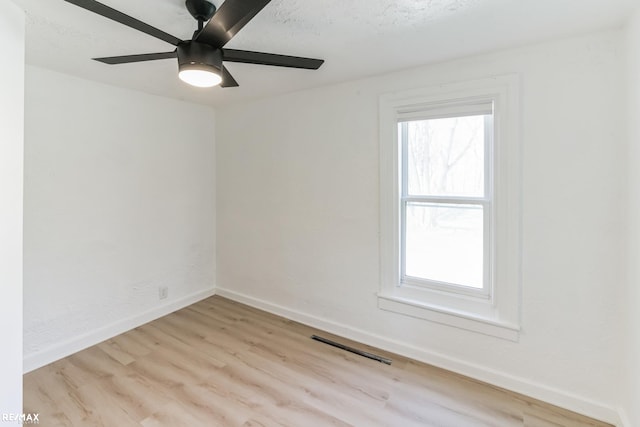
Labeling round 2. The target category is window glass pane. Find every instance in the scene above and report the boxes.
[404,115,486,197]
[404,203,483,288]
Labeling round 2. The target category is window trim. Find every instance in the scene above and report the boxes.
[378,75,521,341]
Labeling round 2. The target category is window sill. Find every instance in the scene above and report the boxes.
[377,293,520,341]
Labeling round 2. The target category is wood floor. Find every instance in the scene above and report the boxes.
[24,296,611,427]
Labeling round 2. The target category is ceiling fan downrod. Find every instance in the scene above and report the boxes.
[185,0,216,40]
[185,0,217,23]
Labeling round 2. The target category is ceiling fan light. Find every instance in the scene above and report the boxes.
[177,41,223,88]
[178,66,222,87]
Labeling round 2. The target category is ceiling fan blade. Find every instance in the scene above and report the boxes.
[94,51,177,65]
[223,49,324,70]
[63,0,182,46]
[194,0,271,47]
[220,66,239,88]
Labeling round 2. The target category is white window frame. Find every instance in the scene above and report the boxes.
[378,75,521,341]
[399,105,493,297]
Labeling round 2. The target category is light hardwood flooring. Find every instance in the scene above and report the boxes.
[24,296,612,427]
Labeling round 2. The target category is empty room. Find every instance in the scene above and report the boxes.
[2,0,640,425]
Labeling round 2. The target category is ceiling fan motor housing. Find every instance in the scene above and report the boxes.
[177,41,222,74]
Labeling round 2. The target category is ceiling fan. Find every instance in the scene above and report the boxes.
[63,0,325,88]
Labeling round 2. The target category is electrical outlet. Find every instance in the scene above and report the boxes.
[159,286,168,300]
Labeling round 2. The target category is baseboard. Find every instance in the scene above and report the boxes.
[616,407,631,427]
[23,288,216,373]
[216,287,621,426]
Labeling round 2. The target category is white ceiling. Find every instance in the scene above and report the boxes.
[13,0,637,108]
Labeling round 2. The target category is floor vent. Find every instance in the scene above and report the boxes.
[311,335,392,365]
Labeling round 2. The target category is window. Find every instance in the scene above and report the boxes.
[400,106,492,295]
[379,76,521,340]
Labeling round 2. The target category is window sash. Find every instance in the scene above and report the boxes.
[400,200,491,297]
[398,114,494,297]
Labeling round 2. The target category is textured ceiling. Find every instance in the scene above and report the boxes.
[12,0,637,107]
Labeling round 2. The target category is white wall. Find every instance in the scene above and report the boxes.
[0,0,24,417]
[216,30,627,422]
[624,7,640,427]
[23,66,216,371]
